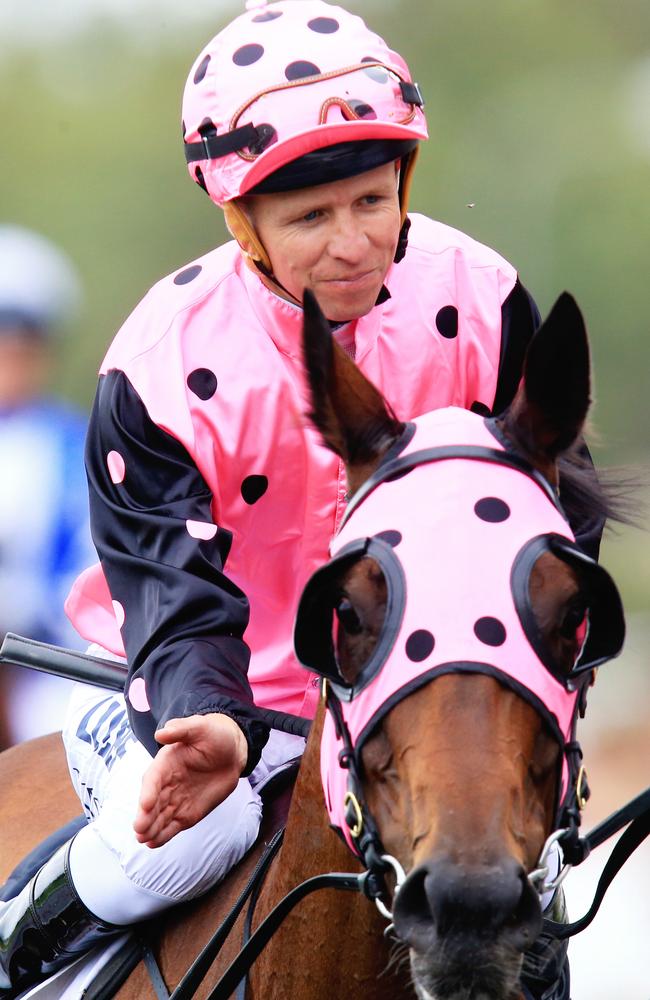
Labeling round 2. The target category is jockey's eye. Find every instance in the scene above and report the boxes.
[335,597,363,635]
[559,601,588,640]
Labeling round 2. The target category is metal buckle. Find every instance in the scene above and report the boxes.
[528,828,572,897]
[374,853,407,922]
[576,764,589,811]
[343,791,364,839]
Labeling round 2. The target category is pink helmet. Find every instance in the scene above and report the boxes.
[181,0,428,207]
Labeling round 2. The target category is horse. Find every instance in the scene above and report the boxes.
[0,288,626,1000]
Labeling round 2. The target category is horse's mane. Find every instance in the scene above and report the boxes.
[558,445,644,532]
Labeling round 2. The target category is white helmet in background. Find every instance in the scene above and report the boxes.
[0,226,82,334]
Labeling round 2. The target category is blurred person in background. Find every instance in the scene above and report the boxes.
[0,225,94,750]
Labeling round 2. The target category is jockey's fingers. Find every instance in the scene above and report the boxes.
[136,768,173,818]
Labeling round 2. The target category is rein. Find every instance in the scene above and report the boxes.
[2,631,649,995]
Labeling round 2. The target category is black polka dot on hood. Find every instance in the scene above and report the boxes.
[373,530,402,548]
[474,617,507,647]
[474,498,511,523]
[405,630,435,662]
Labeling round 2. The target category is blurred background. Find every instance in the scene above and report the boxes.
[0,0,648,994]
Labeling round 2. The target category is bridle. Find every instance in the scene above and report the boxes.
[293,420,646,938]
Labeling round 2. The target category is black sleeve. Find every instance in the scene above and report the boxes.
[494,279,604,559]
[85,369,269,772]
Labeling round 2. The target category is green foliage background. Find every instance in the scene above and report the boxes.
[2,0,649,605]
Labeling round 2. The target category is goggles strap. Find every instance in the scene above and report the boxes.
[184,124,268,163]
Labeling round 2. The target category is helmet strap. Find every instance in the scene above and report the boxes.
[223,200,273,273]
[393,146,419,264]
[398,146,419,227]
[223,200,303,306]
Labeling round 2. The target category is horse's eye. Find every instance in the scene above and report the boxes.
[559,602,588,640]
[335,597,363,635]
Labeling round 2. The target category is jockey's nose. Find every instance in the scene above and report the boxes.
[326,214,368,262]
[392,854,543,953]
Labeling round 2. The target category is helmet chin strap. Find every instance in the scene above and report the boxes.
[222,148,420,309]
[222,200,273,273]
[222,199,303,307]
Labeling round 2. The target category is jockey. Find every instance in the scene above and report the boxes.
[0,2,582,997]
[0,226,93,749]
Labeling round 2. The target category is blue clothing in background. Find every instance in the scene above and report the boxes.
[0,398,94,741]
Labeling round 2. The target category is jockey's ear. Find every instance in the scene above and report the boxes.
[504,291,591,469]
[302,288,404,493]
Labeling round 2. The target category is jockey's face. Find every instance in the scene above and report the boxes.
[245,161,401,323]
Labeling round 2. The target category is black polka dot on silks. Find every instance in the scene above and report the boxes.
[241,475,269,505]
[252,10,283,21]
[233,44,265,66]
[174,265,202,285]
[470,401,491,417]
[187,368,218,401]
[373,530,402,548]
[405,630,435,662]
[308,16,340,33]
[474,498,511,523]
[194,55,210,84]
[349,99,377,120]
[436,305,459,339]
[285,60,321,81]
[474,617,507,647]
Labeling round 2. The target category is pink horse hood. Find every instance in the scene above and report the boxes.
[314,408,582,852]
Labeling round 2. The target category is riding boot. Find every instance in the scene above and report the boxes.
[0,838,121,999]
[521,886,571,1000]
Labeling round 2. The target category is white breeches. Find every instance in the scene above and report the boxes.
[61,677,305,926]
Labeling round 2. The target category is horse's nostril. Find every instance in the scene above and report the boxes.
[510,870,544,950]
[392,865,433,938]
[394,856,543,950]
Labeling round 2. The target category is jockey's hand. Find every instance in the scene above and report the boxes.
[133,713,248,849]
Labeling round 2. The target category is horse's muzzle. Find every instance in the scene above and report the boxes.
[392,854,543,999]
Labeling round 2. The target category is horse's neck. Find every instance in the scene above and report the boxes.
[248,701,409,1000]
[269,700,352,894]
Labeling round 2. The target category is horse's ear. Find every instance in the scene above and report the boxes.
[302,289,404,486]
[506,292,591,462]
